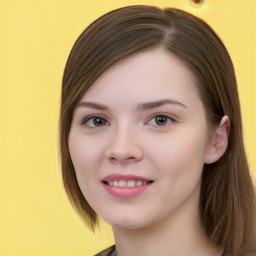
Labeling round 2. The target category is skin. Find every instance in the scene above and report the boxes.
[68,48,228,256]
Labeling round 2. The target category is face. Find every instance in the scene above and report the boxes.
[68,48,212,230]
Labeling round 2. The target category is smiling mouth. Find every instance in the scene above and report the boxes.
[102,175,154,197]
[103,180,153,188]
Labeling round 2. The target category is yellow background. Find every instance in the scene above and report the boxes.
[0,0,255,255]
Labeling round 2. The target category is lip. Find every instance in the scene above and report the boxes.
[102,174,152,182]
[101,174,153,198]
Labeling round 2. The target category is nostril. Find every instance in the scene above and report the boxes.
[108,155,137,163]
[106,146,143,162]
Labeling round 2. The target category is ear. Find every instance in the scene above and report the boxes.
[204,115,230,164]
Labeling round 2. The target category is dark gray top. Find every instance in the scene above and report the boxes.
[94,245,116,256]
[94,245,256,256]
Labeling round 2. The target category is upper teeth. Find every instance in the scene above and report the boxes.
[106,180,150,188]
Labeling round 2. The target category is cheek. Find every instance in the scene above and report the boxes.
[68,134,105,213]
[68,132,105,195]
[149,128,207,183]
[69,132,104,169]
[148,131,206,213]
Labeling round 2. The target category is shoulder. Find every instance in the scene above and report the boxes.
[94,245,116,256]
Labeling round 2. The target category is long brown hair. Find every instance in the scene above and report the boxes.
[59,5,256,255]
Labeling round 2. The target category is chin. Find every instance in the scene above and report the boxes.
[104,213,155,230]
[112,221,150,230]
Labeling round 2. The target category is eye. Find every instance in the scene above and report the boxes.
[147,115,173,127]
[83,116,110,128]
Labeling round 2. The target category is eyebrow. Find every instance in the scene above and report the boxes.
[76,101,109,110]
[76,99,186,111]
[136,99,187,111]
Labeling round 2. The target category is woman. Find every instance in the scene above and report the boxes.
[59,5,256,256]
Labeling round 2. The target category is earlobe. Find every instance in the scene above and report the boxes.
[204,115,230,164]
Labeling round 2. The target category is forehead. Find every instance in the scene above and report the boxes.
[80,48,200,109]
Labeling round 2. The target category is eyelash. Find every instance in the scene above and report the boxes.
[81,114,175,128]
[81,115,110,128]
[146,114,174,127]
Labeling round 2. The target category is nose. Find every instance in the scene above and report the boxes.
[105,125,143,163]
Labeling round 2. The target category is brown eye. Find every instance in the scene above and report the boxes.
[155,115,169,125]
[84,116,109,127]
[147,115,173,127]
[93,117,107,126]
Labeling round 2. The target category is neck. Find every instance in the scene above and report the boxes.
[112,193,223,256]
